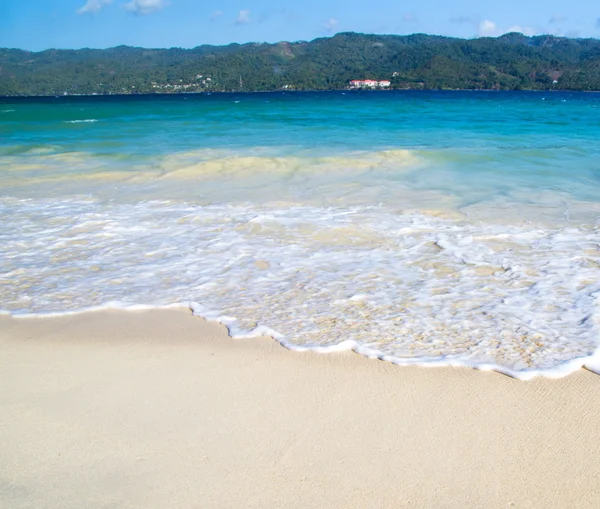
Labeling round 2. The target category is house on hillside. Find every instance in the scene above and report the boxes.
[349,80,391,88]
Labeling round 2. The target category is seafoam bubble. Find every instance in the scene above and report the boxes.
[1,197,599,379]
[64,119,98,123]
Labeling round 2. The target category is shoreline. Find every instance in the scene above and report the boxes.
[2,89,598,100]
[5,303,600,380]
[2,308,600,508]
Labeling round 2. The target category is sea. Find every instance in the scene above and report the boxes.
[1,91,599,379]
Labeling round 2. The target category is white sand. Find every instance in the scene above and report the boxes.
[1,308,600,508]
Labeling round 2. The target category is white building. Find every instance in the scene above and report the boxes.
[349,80,391,88]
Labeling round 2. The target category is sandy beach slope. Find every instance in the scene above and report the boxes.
[1,308,600,508]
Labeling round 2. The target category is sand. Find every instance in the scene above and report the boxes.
[1,308,600,508]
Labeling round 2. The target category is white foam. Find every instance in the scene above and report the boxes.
[2,197,598,379]
[64,119,98,123]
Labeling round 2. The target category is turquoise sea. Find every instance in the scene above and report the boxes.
[1,91,599,378]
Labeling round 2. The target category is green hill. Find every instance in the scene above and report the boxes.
[2,32,600,96]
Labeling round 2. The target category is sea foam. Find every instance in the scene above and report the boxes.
[2,197,599,379]
[3,91,600,379]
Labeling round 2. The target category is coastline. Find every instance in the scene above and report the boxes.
[7,299,599,380]
[1,89,596,100]
[2,308,600,508]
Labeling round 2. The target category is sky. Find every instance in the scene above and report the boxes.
[1,0,600,51]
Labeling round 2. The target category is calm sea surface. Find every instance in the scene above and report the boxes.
[1,91,599,377]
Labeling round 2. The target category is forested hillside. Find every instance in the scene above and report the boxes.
[2,32,600,96]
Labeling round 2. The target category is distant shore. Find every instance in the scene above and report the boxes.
[2,308,600,508]
[4,33,600,96]
[2,88,598,101]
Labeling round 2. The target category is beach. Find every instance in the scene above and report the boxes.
[2,308,600,508]
[2,91,600,506]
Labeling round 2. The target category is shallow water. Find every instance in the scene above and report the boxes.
[1,91,599,378]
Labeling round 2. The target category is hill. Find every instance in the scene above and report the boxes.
[2,32,600,95]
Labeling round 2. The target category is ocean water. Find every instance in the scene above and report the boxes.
[1,91,600,379]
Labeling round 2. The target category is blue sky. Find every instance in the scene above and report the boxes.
[1,0,599,51]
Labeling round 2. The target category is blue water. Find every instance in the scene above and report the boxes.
[1,91,600,378]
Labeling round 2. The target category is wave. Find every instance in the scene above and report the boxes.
[2,198,599,379]
[6,299,600,380]
[64,119,98,123]
[0,147,429,206]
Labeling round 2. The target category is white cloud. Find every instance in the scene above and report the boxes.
[124,0,168,15]
[235,10,251,25]
[478,20,498,36]
[324,18,339,33]
[77,0,112,14]
[477,20,537,38]
[211,10,223,21]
